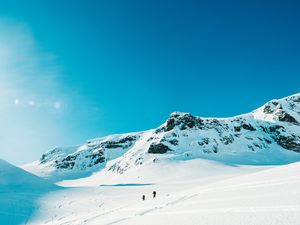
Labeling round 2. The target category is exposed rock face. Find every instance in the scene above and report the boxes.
[277,111,299,125]
[241,123,256,131]
[276,135,300,152]
[263,101,280,114]
[165,118,175,131]
[148,143,172,154]
[160,112,204,132]
[39,134,139,171]
[30,93,300,177]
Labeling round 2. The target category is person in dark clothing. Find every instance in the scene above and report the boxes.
[152,191,156,198]
[142,195,145,201]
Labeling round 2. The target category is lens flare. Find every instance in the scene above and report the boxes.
[53,101,61,109]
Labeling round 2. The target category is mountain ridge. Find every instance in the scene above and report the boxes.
[24,93,300,180]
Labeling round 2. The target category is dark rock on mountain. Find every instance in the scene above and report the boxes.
[148,143,172,154]
[276,135,300,152]
[278,111,299,125]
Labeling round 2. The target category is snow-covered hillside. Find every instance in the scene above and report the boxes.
[24,93,300,181]
[3,93,300,225]
[0,159,59,225]
[26,159,300,225]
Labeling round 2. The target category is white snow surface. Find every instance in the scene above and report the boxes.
[0,159,56,191]
[23,159,300,225]
[2,93,300,224]
[0,159,59,225]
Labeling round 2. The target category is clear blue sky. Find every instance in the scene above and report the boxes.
[0,0,299,164]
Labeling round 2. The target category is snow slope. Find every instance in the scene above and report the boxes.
[25,159,300,225]
[3,93,300,225]
[0,159,59,225]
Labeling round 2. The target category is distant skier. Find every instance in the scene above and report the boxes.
[142,195,145,201]
[152,191,156,198]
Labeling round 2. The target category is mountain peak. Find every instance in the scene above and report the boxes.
[162,112,202,132]
[169,111,192,118]
[24,93,300,180]
[253,93,300,125]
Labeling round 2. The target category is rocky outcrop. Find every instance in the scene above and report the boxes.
[160,112,204,132]
[39,134,140,171]
[275,135,300,152]
[148,143,172,154]
[277,111,299,125]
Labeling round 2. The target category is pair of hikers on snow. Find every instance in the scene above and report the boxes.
[142,191,156,201]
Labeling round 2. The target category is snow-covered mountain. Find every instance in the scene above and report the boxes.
[24,93,300,180]
[4,93,300,225]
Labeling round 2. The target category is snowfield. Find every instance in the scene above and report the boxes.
[2,93,300,225]
[23,159,300,225]
[0,159,60,225]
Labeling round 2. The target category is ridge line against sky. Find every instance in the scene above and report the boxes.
[0,0,299,164]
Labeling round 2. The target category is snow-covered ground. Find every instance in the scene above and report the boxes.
[19,158,300,225]
[2,93,300,225]
[0,159,60,225]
